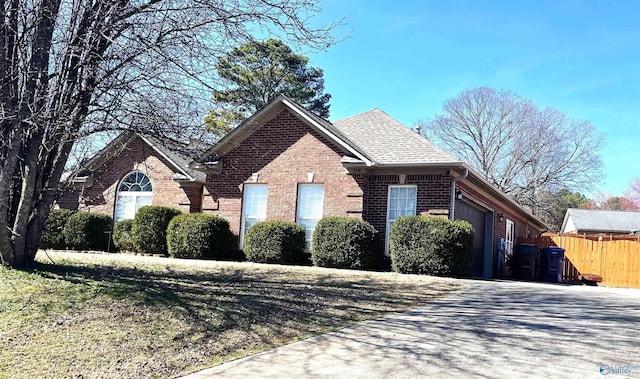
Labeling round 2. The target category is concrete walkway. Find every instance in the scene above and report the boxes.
[183,281,640,378]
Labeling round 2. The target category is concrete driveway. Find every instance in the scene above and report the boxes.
[183,280,640,378]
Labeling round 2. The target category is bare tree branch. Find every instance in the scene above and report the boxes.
[420,87,605,223]
[0,0,339,268]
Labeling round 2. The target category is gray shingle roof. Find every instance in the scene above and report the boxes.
[563,208,640,233]
[140,133,208,182]
[332,109,462,165]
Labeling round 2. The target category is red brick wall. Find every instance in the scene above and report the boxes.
[203,109,365,241]
[57,136,203,218]
[57,189,80,210]
[456,181,543,245]
[180,184,204,213]
[365,173,452,254]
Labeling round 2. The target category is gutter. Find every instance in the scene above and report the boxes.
[449,168,468,220]
[459,164,548,230]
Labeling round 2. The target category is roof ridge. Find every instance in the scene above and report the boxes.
[569,208,640,213]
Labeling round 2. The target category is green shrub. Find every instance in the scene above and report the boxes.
[132,206,181,255]
[167,214,231,259]
[448,220,475,277]
[113,219,135,252]
[244,220,306,264]
[390,215,474,277]
[39,208,75,249]
[311,217,377,270]
[62,211,113,251]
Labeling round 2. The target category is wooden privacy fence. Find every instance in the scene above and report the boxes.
[518,233,640,289]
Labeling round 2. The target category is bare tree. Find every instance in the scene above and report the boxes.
[625,177,640,209]
[420,87,604,217]
[0,0,339,269]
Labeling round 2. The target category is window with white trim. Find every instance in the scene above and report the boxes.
[386,185,417,253]
[297,184,324,250]
[114,171,153,223]
[505,219,515,256]
[240,184,267,248]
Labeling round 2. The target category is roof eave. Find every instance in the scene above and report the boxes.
[138,134,195,181]
[460,163,548,230]
[576,229,635,234]
[171,174,205,185]
[77,131,137,173]
[371,161,466,168]
[188,160,222,174]
[341,162,368,168]
[66,175,95,188]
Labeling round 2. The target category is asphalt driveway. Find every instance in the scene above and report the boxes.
[183,280,640,378]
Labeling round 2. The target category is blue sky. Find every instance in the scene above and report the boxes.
[305,0,639,197]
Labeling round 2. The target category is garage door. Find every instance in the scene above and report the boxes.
[455,201,486,278]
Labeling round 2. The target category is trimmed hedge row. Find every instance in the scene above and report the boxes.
[390,215,474,277]
[113,219,135,252]
[62,212,113,251]
[41,209,472,279]
[132,206,182,255]
[311,217,377,270]
[244,220,306,264]
[41,206,231,258]
[167,213,231,259]
[40,208,75,249]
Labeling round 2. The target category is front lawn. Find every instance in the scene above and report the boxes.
[0,251,461,378]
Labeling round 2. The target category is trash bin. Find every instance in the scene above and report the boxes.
[540,247,565,283]
[514,244,539,281]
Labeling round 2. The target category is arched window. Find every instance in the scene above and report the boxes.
[114,171,153,223]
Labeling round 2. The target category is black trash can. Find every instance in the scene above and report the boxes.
[514,244,539,281]
[540,247,565,283]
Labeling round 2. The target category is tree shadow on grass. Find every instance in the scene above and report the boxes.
[29,258,457,377]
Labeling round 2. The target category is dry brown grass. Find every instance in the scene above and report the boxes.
[0,251,462,378]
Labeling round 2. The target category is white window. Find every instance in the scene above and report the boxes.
[114,171,153,223]
[386,185,417,253]
[505,219,515,256]
[240,184,268,248]
[297,184,324,250]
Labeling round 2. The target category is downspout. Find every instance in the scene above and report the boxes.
[449,168,468,220]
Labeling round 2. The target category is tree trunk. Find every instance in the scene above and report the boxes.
[0,0,336,269]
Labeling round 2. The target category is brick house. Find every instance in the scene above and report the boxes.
[61,96,546,278]
[190,96,547,277]
[58,131,208,222]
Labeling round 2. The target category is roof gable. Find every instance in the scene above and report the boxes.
[77,131,207,183]
[197,96,372,165]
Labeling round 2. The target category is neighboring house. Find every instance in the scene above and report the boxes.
[189,96,546,277]
[58,131,208,222]
[561,208,640,234]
